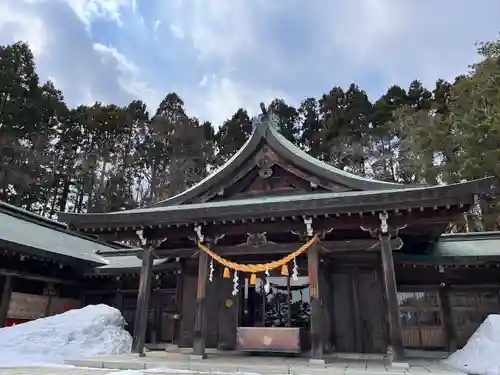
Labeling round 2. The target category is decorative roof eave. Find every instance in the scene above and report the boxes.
[58,177,495,230]
[0,238,104,268]
[0,200,132,266]
[150,111,414,207]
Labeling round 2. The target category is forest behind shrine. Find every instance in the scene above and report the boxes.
[1,35,500,232]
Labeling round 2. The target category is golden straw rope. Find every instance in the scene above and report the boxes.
[196,235,318,273]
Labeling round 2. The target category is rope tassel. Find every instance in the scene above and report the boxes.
[281,264,289,276]
[250,273,257,285]
[223,267,230,278]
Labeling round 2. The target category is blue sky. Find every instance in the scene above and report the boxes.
[1,0,500,126]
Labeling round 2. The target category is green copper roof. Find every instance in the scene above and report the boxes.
[150,111,414,207]
[58,177,491,229]
[433,231,500,257]
[396,231,500,263]
[0,201,119,266]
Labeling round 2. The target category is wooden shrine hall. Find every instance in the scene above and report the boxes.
[59,107,497,363]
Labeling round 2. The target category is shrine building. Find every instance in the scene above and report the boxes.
[1,109,499,363]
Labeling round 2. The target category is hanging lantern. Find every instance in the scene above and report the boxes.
[223,267,230,278]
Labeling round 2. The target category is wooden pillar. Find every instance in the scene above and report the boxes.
[380,234,404,360]
[439,285,458,352]
[0,275,12,327]
[308,240,324,361]
[132,247,154,356]
[44,282,55,318]
[318,261,333,353]
[192,251,209,358]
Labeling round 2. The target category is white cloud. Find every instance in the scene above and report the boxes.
[1,0,500,127]
[64,0,135,28]
[188,76,285,126]
[93,43,139,74]
[92,43,162,109]
[0,0,150,109]
[0,1,48,57]
[163,0,259,65]
[163,0,500,98]
[169,24,184,40]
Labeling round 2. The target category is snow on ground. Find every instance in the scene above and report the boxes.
[444,314,500,375]
[0,304,132,367]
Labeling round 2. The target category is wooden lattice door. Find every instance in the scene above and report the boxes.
[398,290,446,349]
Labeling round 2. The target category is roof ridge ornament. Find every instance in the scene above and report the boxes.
[253,102,281,133]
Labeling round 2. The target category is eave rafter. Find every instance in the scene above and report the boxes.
[82,204,466,243]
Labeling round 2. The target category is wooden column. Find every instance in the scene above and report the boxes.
[0,275,12,327]
[132,247,154,356]
[44,282,55,318]
[380,234,404,360]
[308,240,324,361]
[439,285,458,352]
[192,251,209,358]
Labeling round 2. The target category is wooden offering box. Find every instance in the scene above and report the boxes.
[236,326,303,353]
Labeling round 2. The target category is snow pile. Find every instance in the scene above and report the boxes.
[0,304,132,367]
[445,314,500,375]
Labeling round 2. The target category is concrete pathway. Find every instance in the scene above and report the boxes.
[0,352,465,375]
[61,351,466,375]
[0,362,466,375]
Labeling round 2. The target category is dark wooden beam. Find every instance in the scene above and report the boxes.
[91,207,464,242]
[380,234,404,361]
[308,240,324,361]
[0,275,12,328]
[132,247,154,356]
[0,268,81,286]
[192,251,209,358]
[95,248,142,257]
[152,238,402,258]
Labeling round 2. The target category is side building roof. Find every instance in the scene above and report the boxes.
[0,201,127,267]
[396,231,500,263]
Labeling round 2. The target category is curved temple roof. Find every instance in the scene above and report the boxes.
[57,109,496,229]
[152,111,416,207]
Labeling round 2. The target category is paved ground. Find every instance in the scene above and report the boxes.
[0,350,465,375]
[0,364,467,375]
[0,356,466,375]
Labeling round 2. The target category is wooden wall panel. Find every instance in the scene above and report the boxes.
[331,269,386,353]
[178,273,197,347]
[217,277,239,350]
[206,277,219,348]
[357,270,386,353]
[332,272,356,352]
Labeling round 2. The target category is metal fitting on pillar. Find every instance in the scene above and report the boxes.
[136,229,147,246]
[304,217,313,237]
[379,212,389,235]
[194,225,204,243]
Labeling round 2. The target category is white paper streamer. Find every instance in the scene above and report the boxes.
[209,258,214,282]
[292,256,299,281]
[264,265,270,293]
[232,270,239,296]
